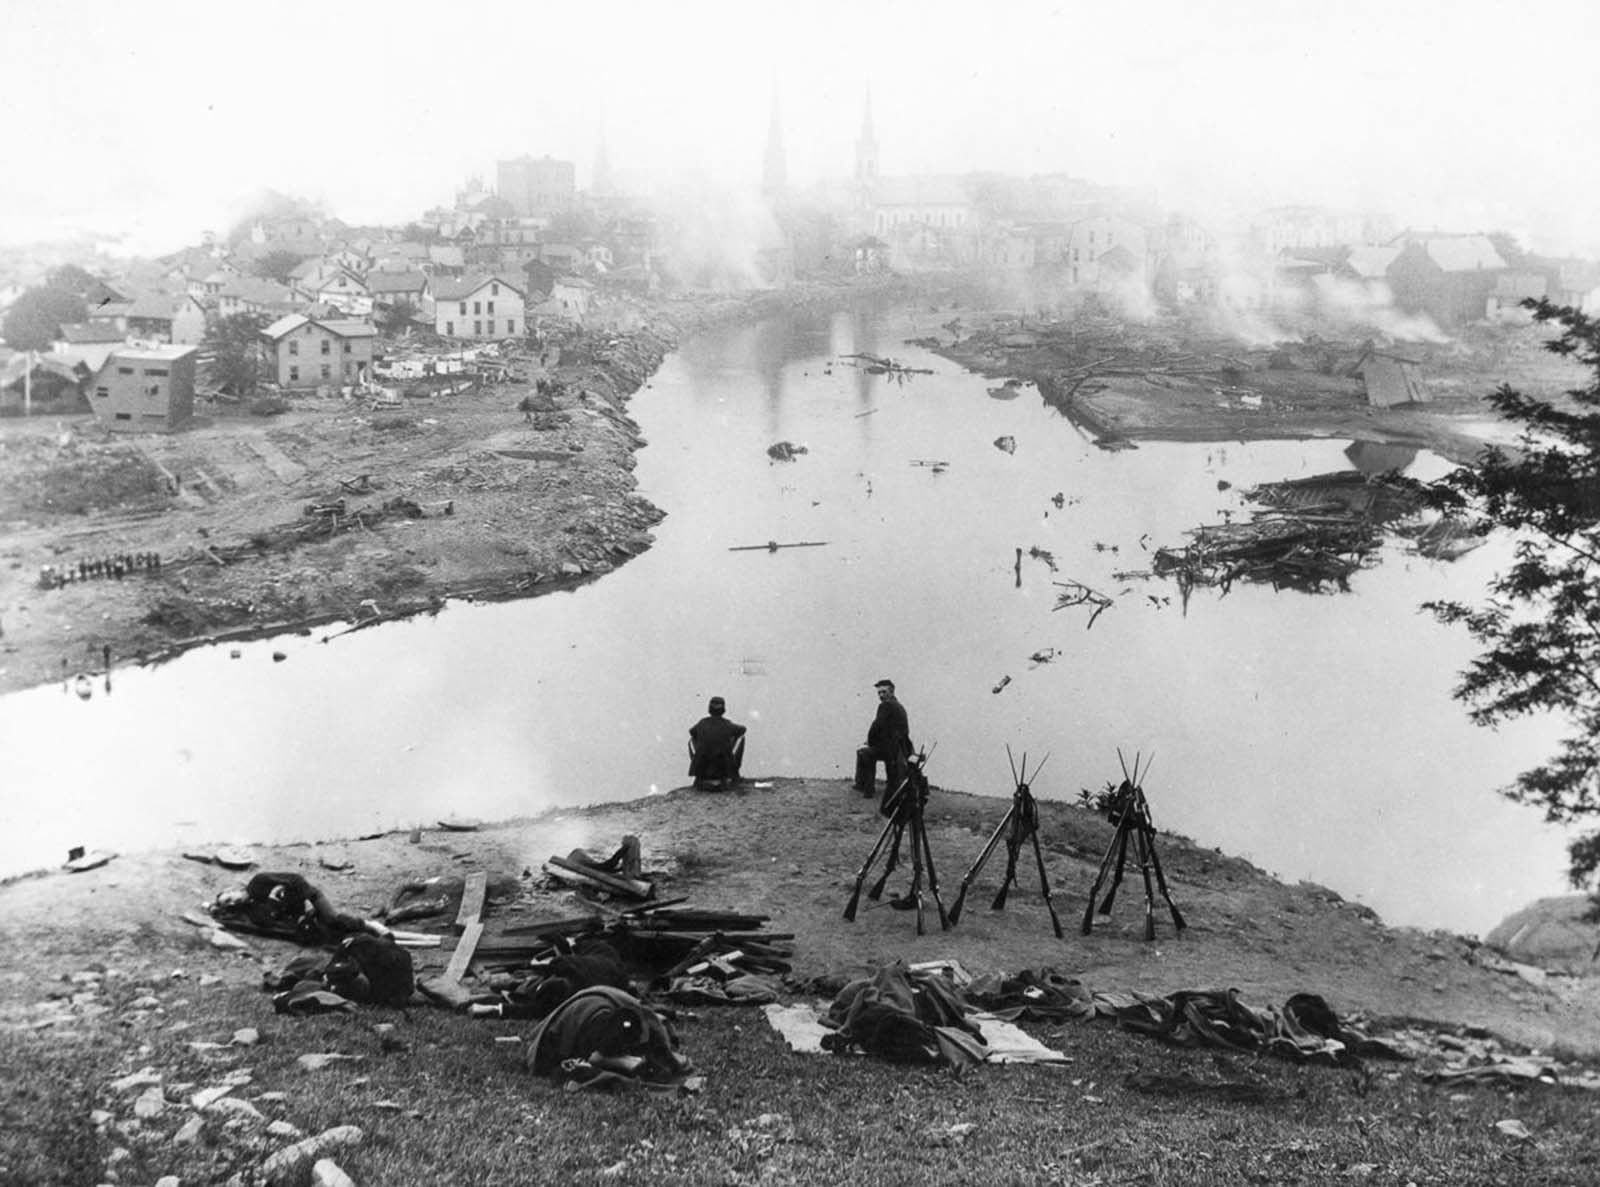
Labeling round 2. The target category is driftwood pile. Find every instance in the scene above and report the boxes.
[840,352,932,378]
[1152,471,1433,595]
[1153,516,1378,595]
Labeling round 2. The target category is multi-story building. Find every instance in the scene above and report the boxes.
[496,156,576,218]
[261,314,378,389]
[125,292,207,344]
[431,274,526,340]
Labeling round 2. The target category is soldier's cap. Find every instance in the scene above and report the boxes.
[874,679,895,692]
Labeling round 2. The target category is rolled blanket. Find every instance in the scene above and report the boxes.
[526,986,692,1089]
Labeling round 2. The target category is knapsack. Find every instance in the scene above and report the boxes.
[323,934,415,1005]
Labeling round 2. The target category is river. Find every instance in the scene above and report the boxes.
[0,300,1573,937]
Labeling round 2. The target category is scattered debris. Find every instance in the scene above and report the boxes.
[1028,648,1058,666]
[991,675,1012,694]
[840,353,932,379]
[1154,515,1379,596]
[766,441,809,461]
[993,435,1017,455]
[1052,580,1114,629]
[1401,516,1487,561]
[63,849,116,873]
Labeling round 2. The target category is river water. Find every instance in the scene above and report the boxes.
[0,300,1573,937]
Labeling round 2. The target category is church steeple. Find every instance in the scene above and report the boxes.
[854,87,878,189]
[763,86,787,198]
[857,87,883,222]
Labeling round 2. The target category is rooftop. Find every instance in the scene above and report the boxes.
[110,344,198,362]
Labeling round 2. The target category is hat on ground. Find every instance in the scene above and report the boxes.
[874,679,895,692]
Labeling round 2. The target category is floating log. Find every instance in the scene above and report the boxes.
[728,541,829,552]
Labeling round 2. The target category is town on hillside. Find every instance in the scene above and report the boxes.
[4,98,1598,425]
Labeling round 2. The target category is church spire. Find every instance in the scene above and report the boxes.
[854,86,878,188]
[763,85,787,198]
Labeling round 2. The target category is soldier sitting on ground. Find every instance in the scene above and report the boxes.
[688,696,747,790]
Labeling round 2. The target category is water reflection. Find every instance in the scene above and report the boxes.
[0,303,1574,938]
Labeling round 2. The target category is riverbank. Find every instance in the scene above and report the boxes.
[919,302,1567,465]
[0,276,921,698]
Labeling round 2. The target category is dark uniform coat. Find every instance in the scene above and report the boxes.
[688,714,747,781]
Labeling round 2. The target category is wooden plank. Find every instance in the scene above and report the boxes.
[454,871,488,931]
[442,920,484,983]
[547,855,654,900]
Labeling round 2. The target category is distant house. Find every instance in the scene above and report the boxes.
[327,247,368,275]
[538,242,584,272]
[431,274,526,339]
[1061,216,1148,288]
[88,344,198,432]
[0,351,90,415]
[426,244,466,275]
[86,300,132,333]
[1353,350,1430,408]
[308,268,371,316]
[872,175,973,239]
[82,279,129,312]
[1541,258,1600,312]
[213,276,298,320]
[261,314,378,389]
[1330,245,1403,309]
[545,275,592,321]
[366,270,429,312]
[124,291,207,344]
[1486,272,1549,322]
[1385,234,1506,327]
[56,322,127,349]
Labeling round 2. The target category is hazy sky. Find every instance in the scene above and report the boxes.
[6,0,1597,256]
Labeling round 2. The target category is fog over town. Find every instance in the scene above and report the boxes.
[5,0,1598,258]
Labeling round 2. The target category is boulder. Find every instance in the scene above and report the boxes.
[1486,894,1600,974]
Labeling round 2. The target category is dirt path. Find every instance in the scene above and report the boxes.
[5,778,1597,1057]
